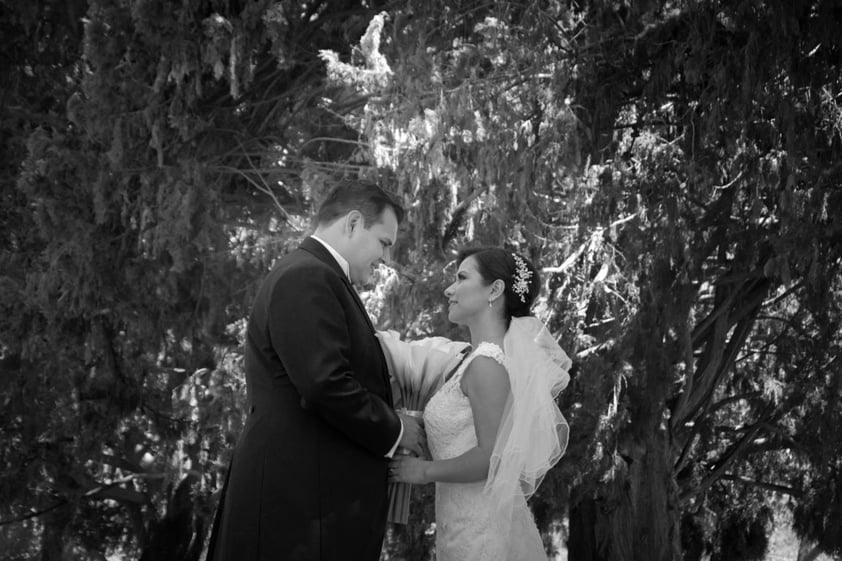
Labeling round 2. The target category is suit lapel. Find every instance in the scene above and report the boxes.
[299,237,375,331]
[336,274,394,406]
[299,237,393,404]
[340,277,377,334]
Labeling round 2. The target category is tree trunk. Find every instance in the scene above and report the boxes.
[797,540,822,561]
[568,494,605,561]
[40,505,71,561]
[139,476,205,561]
[568,431,680,561]
[628,433,680,561]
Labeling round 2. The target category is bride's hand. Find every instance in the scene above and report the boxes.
[389,456,430,485]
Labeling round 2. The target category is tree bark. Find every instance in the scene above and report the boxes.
[139,476,205,561]
[568,493,603,561]
[797,540,822,561]
[40,505,71,561]
[568,430,680,561]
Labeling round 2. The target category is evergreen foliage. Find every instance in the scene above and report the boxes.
[1,1,841,560]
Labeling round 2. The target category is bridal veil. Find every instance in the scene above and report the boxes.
[485,316,571,529]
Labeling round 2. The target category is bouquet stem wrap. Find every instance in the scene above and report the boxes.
[387,408,423,525]
[376,331,470,525]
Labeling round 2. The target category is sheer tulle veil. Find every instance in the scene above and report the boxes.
[485,316,571,523]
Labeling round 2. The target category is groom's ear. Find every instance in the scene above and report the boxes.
[345,210,364,234]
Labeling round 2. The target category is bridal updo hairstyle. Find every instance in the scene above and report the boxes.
[457,247,540,320]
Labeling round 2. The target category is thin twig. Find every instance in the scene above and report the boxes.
[0,473,168,526]
[719,473,801,497]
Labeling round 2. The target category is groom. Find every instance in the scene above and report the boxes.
[206,180,423,561]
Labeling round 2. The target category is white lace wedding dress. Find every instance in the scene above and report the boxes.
[423,342,547,561]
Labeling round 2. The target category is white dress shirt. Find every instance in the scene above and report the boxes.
[310,235,403,458]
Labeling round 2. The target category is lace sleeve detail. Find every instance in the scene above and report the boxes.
[444,342,506,396]
[473,341,506,367]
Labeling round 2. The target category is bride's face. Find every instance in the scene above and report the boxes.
[444,256,493,325]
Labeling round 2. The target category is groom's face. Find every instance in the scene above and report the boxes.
[345,207,399,287]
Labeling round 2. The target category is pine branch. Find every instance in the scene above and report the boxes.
[0,473,166,526]
[542,214,637,273]
[440,186,487,252]
[676,312,756,428]
[0,499,69,526]
[702,391,764,417]
[679,403,777,503]
[719,473,801,498]
[688,288,737,350]
[674,390,770,473]
[690,274,763,348]
[673,278,770,428]
[761,280,804,309]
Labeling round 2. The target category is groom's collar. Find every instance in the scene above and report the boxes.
[301,236,349,280]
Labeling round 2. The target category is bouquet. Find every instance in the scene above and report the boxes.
[376,331,470,524]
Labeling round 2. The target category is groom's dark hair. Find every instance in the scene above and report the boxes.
[315,179,405,226]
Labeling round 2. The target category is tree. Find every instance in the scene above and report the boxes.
[3,1,842,559]
[319,2,842,560]
[558,2,842,559]
[1,0,393,558]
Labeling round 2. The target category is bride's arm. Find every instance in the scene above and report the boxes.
[391,357,509,484]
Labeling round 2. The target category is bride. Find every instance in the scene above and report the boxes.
[390,247,571,561]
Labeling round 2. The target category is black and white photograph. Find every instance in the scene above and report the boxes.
[2,1,841,560]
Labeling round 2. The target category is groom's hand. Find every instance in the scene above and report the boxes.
[397,413,426,457]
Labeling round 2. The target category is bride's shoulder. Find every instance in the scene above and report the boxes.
[473,341,505,365]
[459,352,509,397]
[460,343,507,384]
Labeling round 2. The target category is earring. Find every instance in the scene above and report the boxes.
[488,299,494,308]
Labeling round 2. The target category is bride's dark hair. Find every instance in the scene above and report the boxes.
[456,247,540,319]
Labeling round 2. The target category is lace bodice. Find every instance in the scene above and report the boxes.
[424,342,505,461]
[422,341,546,561]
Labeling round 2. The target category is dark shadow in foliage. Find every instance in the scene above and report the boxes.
[140,475,204,561]
[680,512,708,561]
[568,496,603,561]
[794,465,842,556]
[711,509,771,561]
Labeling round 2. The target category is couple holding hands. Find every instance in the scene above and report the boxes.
[206,180,571,561]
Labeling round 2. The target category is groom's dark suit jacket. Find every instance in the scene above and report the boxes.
[207,237,401,561]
